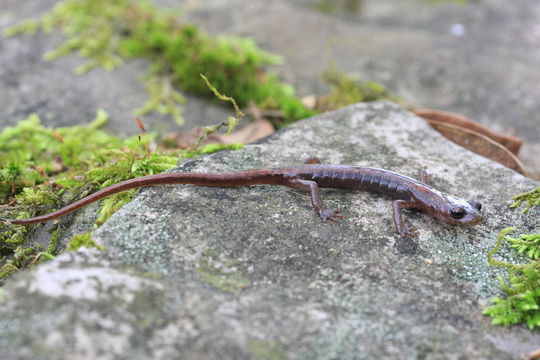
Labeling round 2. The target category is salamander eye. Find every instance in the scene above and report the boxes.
[469,200,482,211]
[450,207,466,219]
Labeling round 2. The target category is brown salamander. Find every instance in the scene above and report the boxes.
[0,159,483,236]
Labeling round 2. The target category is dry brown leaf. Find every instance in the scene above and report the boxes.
[161,128,222,149]
[161,118,274,149]
[426,119,528,175]
[215,118,274,144]
[525,348,540,360]
[415,109,523,155]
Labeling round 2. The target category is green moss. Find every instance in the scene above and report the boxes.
[0,110,177,213]
[484,224,540,328]
[196,247,251,292]
[66,233,103,251]
[0,110,123,274]
[43,230,59,260]
[4,0,315,126]
[507,233,540,260]
[0,95,248,280]
[0,109,121,201]
[0,110,180,279]
[249,340,287,360]
[312,0,361,16]
[484,187,540,329]
[320,66,396,110]
[510,187,540,213]
[0,244,37,279]
[185,143,244,159]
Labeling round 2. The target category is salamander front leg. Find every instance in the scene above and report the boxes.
[392,200,417,237]
[287,179,344,223]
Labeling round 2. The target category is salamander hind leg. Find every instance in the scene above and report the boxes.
[286,178,344,223]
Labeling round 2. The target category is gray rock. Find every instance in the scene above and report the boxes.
[1,102,538,359]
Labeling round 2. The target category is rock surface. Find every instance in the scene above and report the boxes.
[1,102,538,359]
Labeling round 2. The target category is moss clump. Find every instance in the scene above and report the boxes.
[510,187,540,213]
[484,189,540,329]
[0,109,178,220]
[0,110,112,201]
[318,66,395,111]
[0,230,59,279]
[0,110,179,279]
[185,143,244,158]
[484,226,540,329]
[66,233,103,251]
[196,248,251,292]
[506,233,540,260]
[0,72,249,280]
[4,0,315,126]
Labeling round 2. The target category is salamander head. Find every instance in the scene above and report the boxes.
[439,195,483,226]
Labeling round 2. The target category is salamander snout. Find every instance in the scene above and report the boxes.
[443,196,484,226]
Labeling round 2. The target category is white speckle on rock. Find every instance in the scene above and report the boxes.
[450,23,466,36]
[349,110,367,128]
[26,261,163,302]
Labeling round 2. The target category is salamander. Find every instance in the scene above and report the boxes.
[0,158,483,236]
